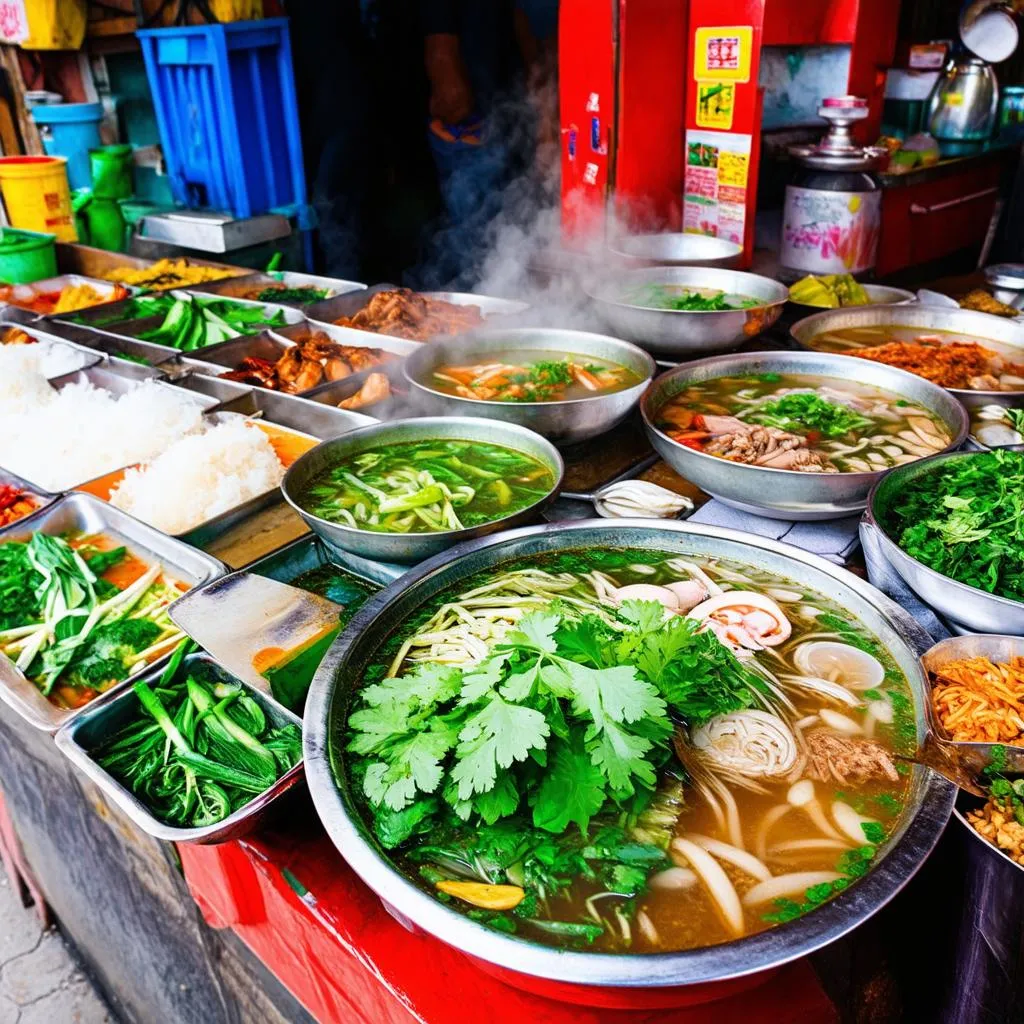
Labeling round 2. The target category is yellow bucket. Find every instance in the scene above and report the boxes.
[0,157,77,242]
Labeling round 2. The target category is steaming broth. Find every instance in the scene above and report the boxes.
[344,549,914,953]
[296,439,554,534]
[655,372,950,473]
[428,350,642,403]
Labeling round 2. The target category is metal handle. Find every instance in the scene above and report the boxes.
[910,187,999,215]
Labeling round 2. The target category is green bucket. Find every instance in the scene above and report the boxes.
[0,227,57,283]
[89,144,134,200]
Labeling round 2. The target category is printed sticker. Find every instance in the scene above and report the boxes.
[586,92,600,113]
[696,81,735,129]
[693,27,753,83]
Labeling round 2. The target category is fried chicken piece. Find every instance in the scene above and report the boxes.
[292,359,325,392]
[338,372,391,410]
[324,356,352,381]
[220,356,278,387]
[804,731,899,785]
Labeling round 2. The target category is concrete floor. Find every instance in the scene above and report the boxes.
[0,870,112,1024]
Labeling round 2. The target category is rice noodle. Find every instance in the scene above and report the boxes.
[684,834,772,882]
[671,837,744,936]
[754,804,793,862]
[650,867,698,890]
[767,839,850,857]
[691,710,799,788]
[741,871,843,907]
[831,801,879,845]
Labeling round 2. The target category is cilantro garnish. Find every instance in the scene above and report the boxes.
[744,392,873,438]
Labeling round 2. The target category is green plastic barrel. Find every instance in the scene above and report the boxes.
[0,227,57,283]
[89,144,134,199]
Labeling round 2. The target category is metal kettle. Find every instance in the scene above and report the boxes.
[927,55,999,145]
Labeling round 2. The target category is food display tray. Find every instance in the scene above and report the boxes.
[182,271,367,306]
[2,321,104,377]
[54,651,302,844]
[302,359,406,419]
[243,532,404,589]
[35,315,184,368]
[273,317,418,357]
[0,467,59,527]
[0,274,137,312]
[0,493,225,732]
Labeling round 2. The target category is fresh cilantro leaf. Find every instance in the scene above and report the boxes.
[617,600,668,635]
[363,729,454,810]
[532,737,607,833]
[503,611,559,654]
[861,821,886,845]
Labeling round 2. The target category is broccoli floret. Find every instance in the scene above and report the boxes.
[67,619,162,688]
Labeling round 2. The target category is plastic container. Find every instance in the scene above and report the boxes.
[137,19,309,221]
[31,102,104,191]
[0,228,57,283]
[0,156,77,242]
[89,144,134,199]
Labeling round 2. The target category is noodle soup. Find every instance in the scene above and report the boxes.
[654,372,951,473]
[342,549,914,953]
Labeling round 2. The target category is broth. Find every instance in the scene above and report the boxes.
[807,326,1024,392]
[626,284,760,312]
[343,549,915,953]
[428,350,641,402]
[297,439,554,534]
[655,372,950,472]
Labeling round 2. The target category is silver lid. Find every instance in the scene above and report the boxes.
[789,96,887,172]
[985,263,1024,290]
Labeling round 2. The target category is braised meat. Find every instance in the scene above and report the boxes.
[338,372,391,410]
[804,731,899,785]
[703,425,837,472]
[335,288,485,341]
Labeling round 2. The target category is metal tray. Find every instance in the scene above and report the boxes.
[273,317,418,357]
[55,242,244,286]
[243,532,404,589]
[182,270,366,306]
[1,321,103,377]
[0,274,135,312]
[302,359,406,418]
[54,651,302,844]
[304,285,530,346]
[0,467,58,530]
[0,493,225,732]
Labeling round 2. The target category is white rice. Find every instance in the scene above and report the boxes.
[109,419,286,534]
[0,346,60,417]
[0,377,205,491]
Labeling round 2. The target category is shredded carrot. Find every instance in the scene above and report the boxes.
[930,655,1024,744]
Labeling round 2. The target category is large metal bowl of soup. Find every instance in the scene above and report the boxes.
[586,266,788,358]
[402,328,657,446]
[281,417,563,564]
[609,233,743,269]
[304,519,954,1004]
[791,304,1024,409]
[641,350,968,521]
[864,451,1024,634]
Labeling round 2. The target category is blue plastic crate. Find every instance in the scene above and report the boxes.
[137,19,310,224]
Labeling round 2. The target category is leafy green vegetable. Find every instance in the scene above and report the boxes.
[885,452,1024,601]
[1005,408,1024,435]
[743,392,873,438]
[138,296,288,351]
[95,659,301,828]
[256,286,328,304]
[763,845,877,923]
[628,284,760,312]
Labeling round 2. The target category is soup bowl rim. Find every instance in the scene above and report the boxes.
[304,518,955,989]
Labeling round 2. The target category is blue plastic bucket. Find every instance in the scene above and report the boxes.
[31,103,104,191]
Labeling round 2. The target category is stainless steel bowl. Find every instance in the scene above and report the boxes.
[788,284,917,313]
[586,266,788,358]
[864,450,1024,634]
[304,519,954,994]
[402,328,656,446]
[281,416,564,564]
[791,303,1024,407]
[641,350,969,521]
[609,233,743,268]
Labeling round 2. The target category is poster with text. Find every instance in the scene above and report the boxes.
[683,130,751,245]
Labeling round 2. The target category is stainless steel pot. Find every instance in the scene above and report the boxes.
[281,417,563,564]
[402,328,656,446]
[864,450,1024,634]
[640,350,968,520]
[304,519,954,995]
[586,266,788,358]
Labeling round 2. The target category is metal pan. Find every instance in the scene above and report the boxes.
[0,493,225,732]
[0,321,103,377]
[54,242,244,287]
[242,532,403,589]
[32,311,183,367]
[273,317,417,357]
[182,270,366,306]
[0,467,58,531]
[964,399,1024,452]
[608,233,743,268]
[302,360,405,418]
[54,651,302,844]
[0,274,135,313]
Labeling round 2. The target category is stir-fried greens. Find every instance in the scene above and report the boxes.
[885,451,1024,602]
[627,284,761,312]
[297,439,555,534]
[69,293,176,326]
[139,297,288,351]
[95,648,301,828]
[0,533,184,708]
[255,285,328,304]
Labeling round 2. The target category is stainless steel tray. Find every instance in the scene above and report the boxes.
[54,651,302,844]
[243,532,404,588]
[273,317,418,357]
[0,493,225,732]
[34,315,183,368]
[182,270,366,306]
[0,467,58,527]
[302,359,405,418]
[0,274,136,311]
[1,321,103,377]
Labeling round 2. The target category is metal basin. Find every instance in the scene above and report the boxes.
[791,304,1024,407]
[403,328,656,446]
[303,519,954,998]
[640,350,968,520]
[281,417,563,564]
[586,266,788,358]
[864,450,1024,634]
[608,233,743,268]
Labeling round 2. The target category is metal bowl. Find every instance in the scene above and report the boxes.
[608,233,743,268]
[304,519,954,996]
[281,416,564,564]
[791,304,1024,407]
[402,328,656,446]
[586,266,788,358]
[640,350,969,521]
[864,450,1024,634]
[788,284,917,313]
